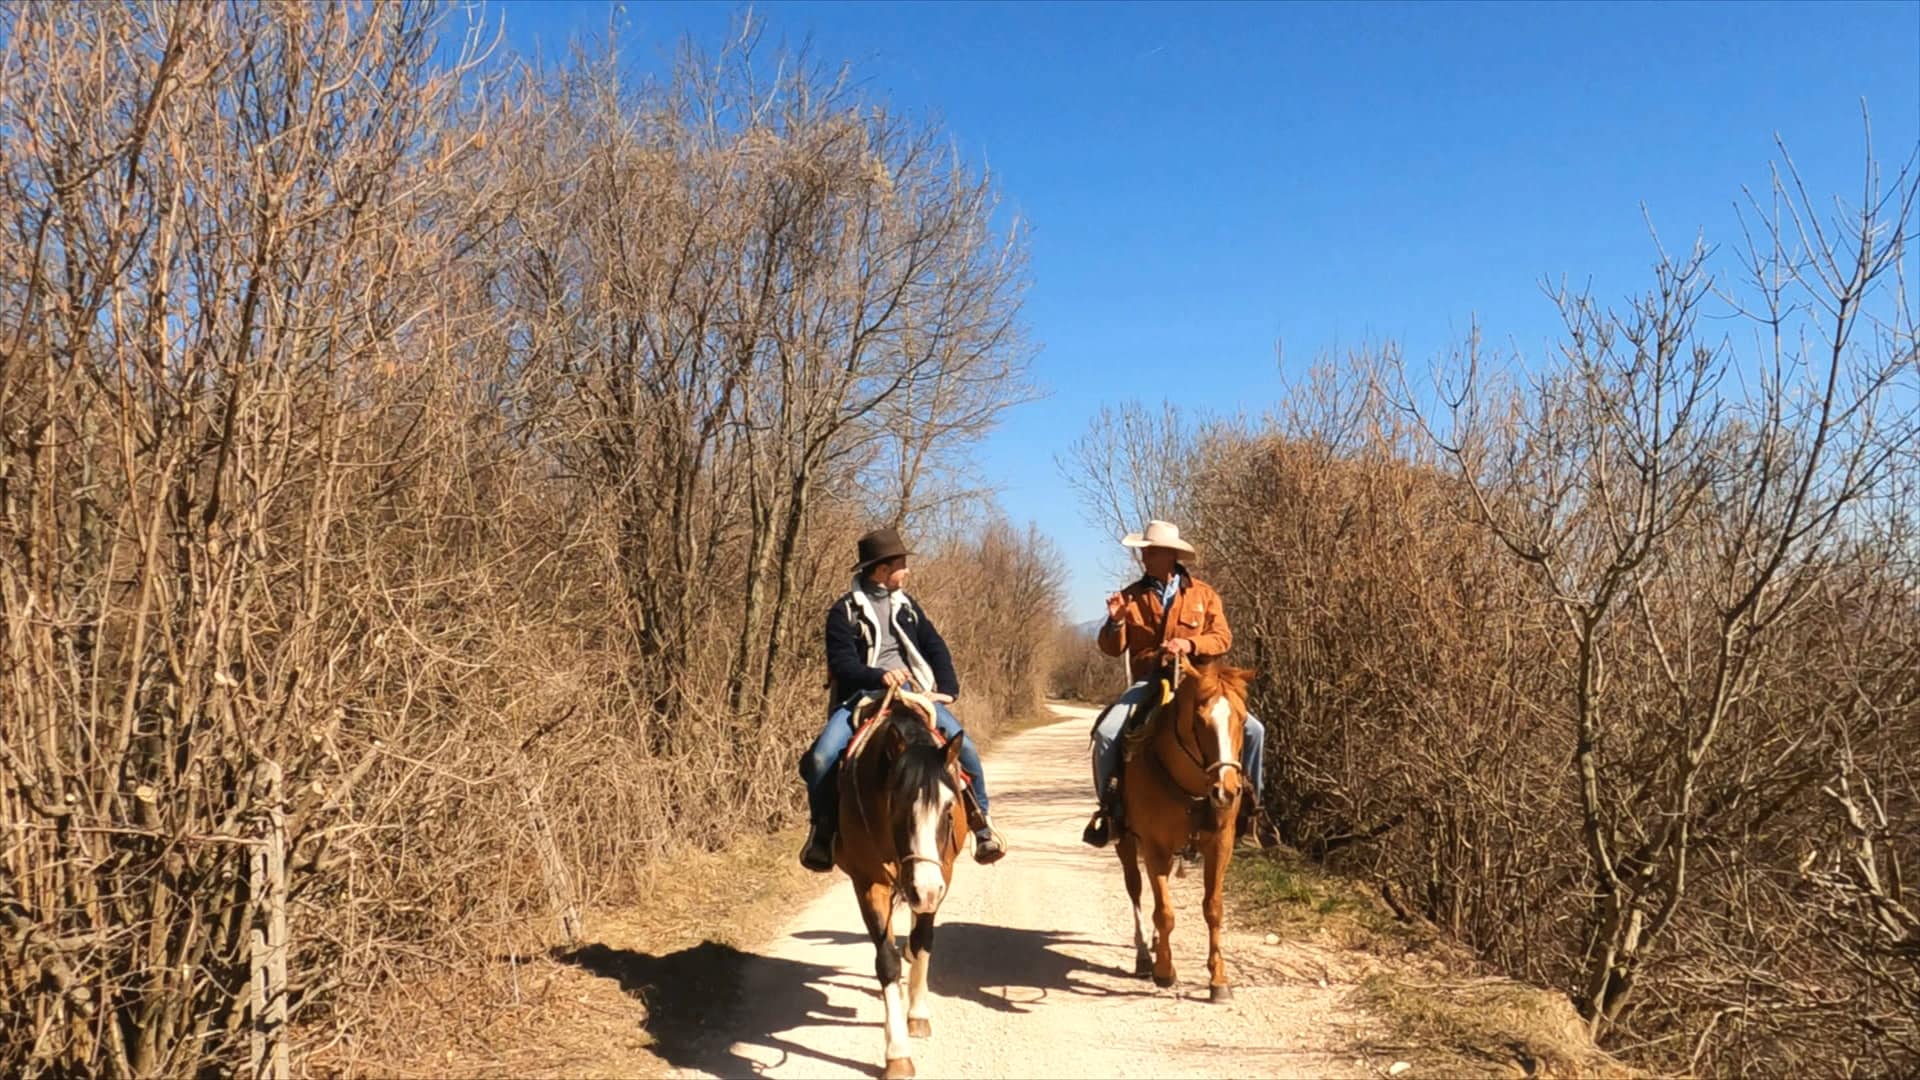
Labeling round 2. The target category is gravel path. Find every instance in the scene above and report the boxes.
[664,704,1374,1079]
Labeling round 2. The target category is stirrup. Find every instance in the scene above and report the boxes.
[1237,805,1270,849]
[1082,808,1110,848]
[973,826,1007,865]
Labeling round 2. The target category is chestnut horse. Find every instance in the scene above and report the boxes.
[834,691,968,1080]
[1114,659,1255,1002]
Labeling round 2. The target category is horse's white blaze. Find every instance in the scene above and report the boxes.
[905,788,949,912]
[1209,697,1235,768]
[882,979,911,1061]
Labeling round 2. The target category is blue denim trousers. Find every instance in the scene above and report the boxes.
[800,696,989,829]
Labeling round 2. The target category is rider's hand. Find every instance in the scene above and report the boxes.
[883,668,913,689]
[1106,593,1127,622]
[1161,637,1193,659]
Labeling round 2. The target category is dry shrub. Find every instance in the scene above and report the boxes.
[1048,624,1127,704]
[1067,143,1920,1072]
[0,5,1053,1075]
[911,518,1066,743]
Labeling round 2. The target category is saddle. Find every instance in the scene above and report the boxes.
[1119,675,1177,764]
[840,689,972,794]
[1087,672,1174,763]
[845,689,936,759]
[1089,673,1175,841]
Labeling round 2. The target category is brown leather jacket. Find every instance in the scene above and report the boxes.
[1096,566,1232,676]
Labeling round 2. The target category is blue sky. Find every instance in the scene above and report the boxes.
[481,0,1920,621]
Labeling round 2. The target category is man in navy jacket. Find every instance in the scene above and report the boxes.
[798,527,1006,872]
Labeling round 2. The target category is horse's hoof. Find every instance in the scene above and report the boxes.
[1209,984,1234,1003]
[908,1017,931,1038]
[883,1057,915,1079]
[1153,973,1175,989]
[1133,957,1153,978]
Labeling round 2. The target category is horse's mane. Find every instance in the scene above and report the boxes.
[1187,661,1255,708]
[882,709,950,797]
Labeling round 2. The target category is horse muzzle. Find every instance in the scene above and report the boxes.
[902,855,946,913]
[1207,761,1242,810]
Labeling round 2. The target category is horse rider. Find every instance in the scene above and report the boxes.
[799,526,1008,872]
[1082,519,1267,847]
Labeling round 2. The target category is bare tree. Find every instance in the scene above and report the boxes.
[1416,135,1919,1046]
[0,2,504,1072]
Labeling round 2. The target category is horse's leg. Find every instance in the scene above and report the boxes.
[905,911,935,1038]
[1115,832,1152,977]
[1203,825,1235,1003]
[1142,840,1178,988]
[855,879,915,1079]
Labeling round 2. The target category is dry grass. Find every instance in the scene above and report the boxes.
[1356,975,1629,1080]
[1230,848,1623,1079]
[1230,847,1429,958]
[310,828,828,1079]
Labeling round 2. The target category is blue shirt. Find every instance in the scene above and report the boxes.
[1155,573,1181,614]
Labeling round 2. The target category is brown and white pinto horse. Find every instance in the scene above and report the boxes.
[834,692,969,1079]
[1114,658,1255,1002]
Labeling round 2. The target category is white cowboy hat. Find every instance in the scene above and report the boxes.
[1120,519,1197,556]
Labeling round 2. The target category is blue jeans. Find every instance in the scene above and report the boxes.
[1090,681,1265,806]
[800,696,990,830]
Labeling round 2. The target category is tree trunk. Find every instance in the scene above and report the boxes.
[760,470,813,704]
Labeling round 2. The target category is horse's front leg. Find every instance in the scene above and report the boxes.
[1202,825,1235,1002]
[1142,841,1178,988]
[855,880,915,1078]
[905,911,935,1038]
[1115,833,1152,977]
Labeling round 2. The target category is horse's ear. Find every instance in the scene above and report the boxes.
[943,731,964,769]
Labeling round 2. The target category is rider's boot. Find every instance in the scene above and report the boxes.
[1081,806,1110,848]
[1236,799,1274,849]
[962,788,1007,865]
[799,818,835,872]
[800,780,839,873]
[1082,779,1121,848]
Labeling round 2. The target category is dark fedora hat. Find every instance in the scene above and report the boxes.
[852,526,913,573]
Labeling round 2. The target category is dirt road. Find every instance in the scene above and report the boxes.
[657,704,1374,1079]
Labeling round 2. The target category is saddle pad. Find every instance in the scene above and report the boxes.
[844,689,941,764]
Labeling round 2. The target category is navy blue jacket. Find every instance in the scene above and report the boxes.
[824,587,960,704]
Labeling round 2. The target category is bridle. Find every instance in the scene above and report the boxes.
[897,775,961,885]
[1166,657,1244,787]
[869,678,960,876]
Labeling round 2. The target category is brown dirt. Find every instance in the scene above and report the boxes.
[646,704,1380,1079]
[345,704,1601,1079]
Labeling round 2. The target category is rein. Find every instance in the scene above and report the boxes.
[848,685,898,841]
[1164,663,1244,789]
[1176,720,1243,779]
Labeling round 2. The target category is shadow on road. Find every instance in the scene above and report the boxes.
[558,939,877,1077]
[794,920,1149,1014]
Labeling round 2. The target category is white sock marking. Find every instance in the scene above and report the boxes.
[883,979,911,1061]
[1132,896,1152,966]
